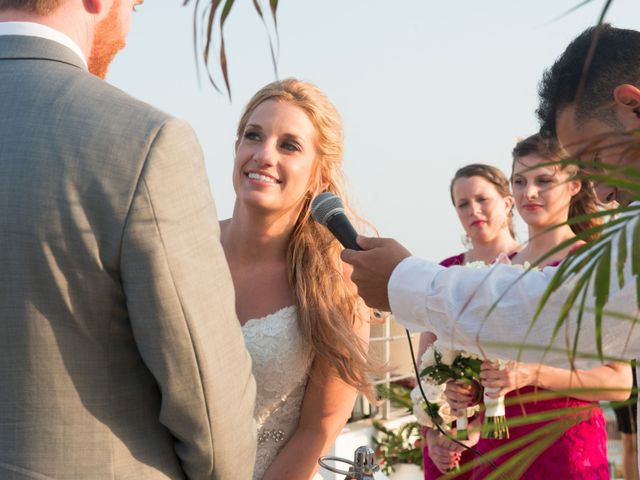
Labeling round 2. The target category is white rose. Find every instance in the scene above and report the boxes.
[420,344,438,370]
[438,403,457,425]
[410,386,435,428]
[423,382,447,404]
[459,350,478,360]
[438,348,458,366]
[466,405,481,417]
[413,401,434,428]
[411,382,445,405]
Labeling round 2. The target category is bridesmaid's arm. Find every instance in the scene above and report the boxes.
[533,361,633,402]
[261,315,370,480]
[481,360,633,402]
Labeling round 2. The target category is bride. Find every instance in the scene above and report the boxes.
[220,78,376,479]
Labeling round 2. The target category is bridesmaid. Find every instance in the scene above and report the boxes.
[417,163,521,478]
[441,134,632,479]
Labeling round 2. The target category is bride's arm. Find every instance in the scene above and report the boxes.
[261,302,370,479]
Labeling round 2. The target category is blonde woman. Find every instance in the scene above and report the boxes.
[220,79,375,479]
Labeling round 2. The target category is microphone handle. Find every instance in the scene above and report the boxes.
[326,213,362,251]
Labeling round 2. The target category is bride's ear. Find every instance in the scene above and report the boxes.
[319,173,330,192]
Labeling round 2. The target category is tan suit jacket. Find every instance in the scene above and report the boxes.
[0,35,256,479]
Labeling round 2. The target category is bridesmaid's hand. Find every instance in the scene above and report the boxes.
[445,380,481,416]
[426,429,461,473]
[426,428,480,474]
[480,360,537,398]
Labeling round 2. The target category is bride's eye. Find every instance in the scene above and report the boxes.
[281,141,300,152]
[244,131,261,141]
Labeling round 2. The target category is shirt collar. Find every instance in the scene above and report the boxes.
[0,21,87,69]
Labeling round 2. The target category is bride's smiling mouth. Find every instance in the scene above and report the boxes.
[245,170,282,185]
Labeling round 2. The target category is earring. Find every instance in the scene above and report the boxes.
[461,234,473,250]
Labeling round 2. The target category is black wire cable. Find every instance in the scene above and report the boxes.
[404,328,501,474]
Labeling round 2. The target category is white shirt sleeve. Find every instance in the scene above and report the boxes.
[388,213,640,369]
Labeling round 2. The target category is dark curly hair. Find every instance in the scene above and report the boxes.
[537,24,640,138]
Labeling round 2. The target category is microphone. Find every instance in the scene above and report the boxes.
[311,192,361,250]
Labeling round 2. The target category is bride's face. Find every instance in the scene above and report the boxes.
[233,99,318,214]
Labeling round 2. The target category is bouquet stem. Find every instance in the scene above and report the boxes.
[482,389,509,440]
[447,463,461,474]
[455,415,469,440]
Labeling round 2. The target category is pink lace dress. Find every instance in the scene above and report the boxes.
[422,253,610,479]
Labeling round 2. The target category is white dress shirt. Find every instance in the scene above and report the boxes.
[389,205,640,370]
[0,21,87,69]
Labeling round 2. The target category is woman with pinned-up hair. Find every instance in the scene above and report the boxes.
[220,78,378,479]
[418,163,521,478]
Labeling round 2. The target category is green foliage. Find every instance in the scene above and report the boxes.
[376,383,414,412]
[420,353,482,386]
[372,420,423,475]
[373,384,424,475]
[527,156,640,364]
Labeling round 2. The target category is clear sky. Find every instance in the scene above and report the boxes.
[109,0,639,260]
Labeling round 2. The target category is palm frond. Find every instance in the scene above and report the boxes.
[183,0,280,98]
[477,129,640,365]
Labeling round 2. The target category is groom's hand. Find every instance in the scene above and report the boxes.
[340,236,411,311]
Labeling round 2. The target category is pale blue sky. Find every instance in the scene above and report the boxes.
[109,0,639,260]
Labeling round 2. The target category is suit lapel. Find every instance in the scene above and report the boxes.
[0,35,86,70]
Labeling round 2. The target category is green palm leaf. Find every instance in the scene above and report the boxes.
[184,0,280,98]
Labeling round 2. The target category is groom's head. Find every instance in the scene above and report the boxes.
[0,0,63,14]
[0,0,143,79]
[537,24,640,203]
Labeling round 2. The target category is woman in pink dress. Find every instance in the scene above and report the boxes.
[417,163,521,479]
[437,134,633,479]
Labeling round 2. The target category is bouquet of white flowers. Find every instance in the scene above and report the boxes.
[412,341,481,439]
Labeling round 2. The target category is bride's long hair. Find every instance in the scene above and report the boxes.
[235,78,376,398]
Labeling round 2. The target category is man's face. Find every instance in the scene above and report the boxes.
[88,0,143,79]
[556,104,638,204]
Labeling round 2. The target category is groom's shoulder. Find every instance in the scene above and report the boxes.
[67,72,202,159]
[77,73,175,131]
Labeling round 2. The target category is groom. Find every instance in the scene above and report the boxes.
[343,24,640,368]
[0,1,255,479]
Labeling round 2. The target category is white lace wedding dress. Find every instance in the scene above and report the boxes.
[242,306,323,480]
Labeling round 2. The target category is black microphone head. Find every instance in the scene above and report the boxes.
[311,192,344,226]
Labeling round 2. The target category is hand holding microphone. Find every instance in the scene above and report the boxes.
[311,192,411,311]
